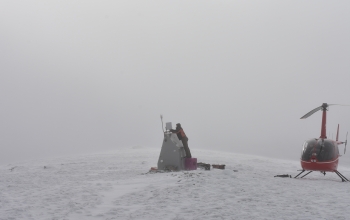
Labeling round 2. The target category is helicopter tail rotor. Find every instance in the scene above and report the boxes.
[345,132,348,154]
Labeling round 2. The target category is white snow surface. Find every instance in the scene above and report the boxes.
[1,147,350,220]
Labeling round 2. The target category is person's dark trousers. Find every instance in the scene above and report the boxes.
[181,136,192,158]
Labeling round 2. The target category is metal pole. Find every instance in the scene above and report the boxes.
[160,114,164,133]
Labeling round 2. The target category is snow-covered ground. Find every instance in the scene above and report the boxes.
[1,147,350,220]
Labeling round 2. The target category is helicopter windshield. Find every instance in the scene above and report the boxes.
[301,139,337,161]
[301,139,316,161]
[315,139,336,161]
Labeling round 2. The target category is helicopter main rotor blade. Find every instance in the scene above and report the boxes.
[328,104,350,106]
[300,103,350,119]
[300,106,322,119]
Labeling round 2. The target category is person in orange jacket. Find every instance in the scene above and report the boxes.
[170,123,192,158]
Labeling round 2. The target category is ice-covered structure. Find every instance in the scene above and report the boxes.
[157,122,197,171]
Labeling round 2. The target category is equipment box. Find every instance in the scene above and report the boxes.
[185,158,197,170]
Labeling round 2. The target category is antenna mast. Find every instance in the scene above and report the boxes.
[160,114,164,133]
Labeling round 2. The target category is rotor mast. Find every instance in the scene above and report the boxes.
[320,103,328,139]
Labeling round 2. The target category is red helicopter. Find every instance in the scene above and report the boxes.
[295,103,349,182]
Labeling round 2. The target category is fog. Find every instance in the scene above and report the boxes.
[1,1,350,165]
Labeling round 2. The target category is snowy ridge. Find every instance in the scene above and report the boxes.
[1,147,350,220]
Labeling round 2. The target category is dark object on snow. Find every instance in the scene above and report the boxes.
[212,164,225,169]
[197,162,210,170]
[274,174,291,178]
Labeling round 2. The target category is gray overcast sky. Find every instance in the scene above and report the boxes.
[1,1,350,165]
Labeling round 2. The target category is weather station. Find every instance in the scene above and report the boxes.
[156,115,197,171]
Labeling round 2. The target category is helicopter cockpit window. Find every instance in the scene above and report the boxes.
[315,140,335,161]
[301,140,316,161]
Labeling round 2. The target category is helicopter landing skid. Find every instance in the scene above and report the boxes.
[294,170,305,178]
[294,170,313,178]
[334,170,349,182]
[295,169,349,182]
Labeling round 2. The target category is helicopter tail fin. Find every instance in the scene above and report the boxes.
[336,124,339,141]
